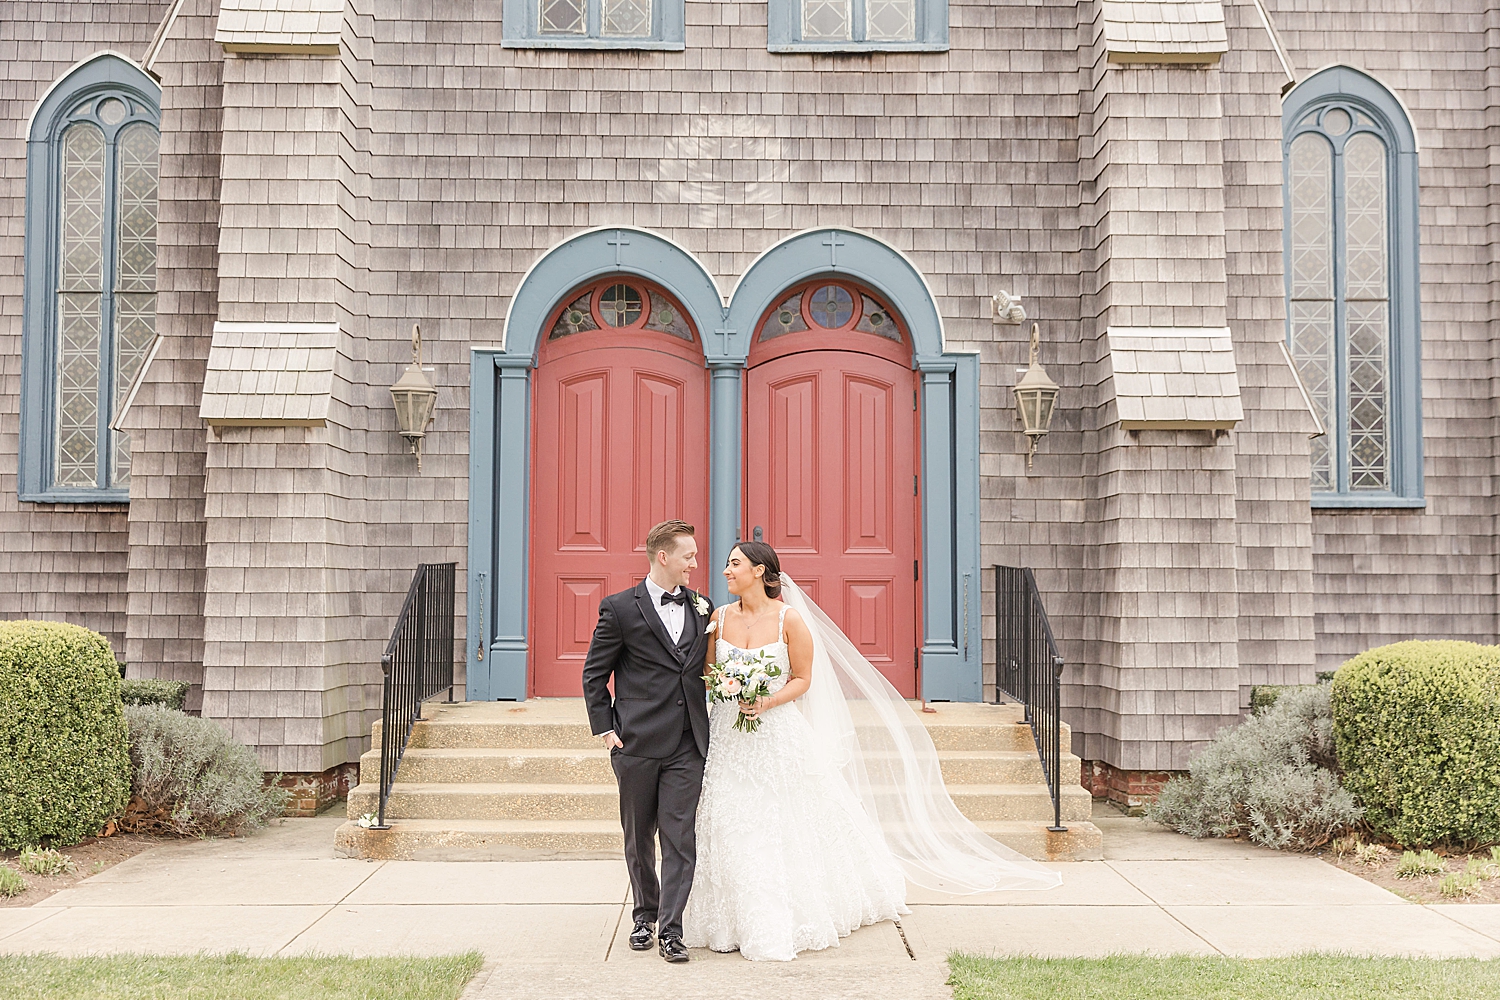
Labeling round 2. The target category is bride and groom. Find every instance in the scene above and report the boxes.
[582,519,1060,964]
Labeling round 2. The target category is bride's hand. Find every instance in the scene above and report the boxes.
[738,696,765,718]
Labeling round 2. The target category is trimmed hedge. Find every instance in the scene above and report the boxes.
[1332,640,1500,848]
[120,678,190,711]
[0,621,131,848]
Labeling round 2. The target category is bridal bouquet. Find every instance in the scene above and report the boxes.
[703,646,783,733]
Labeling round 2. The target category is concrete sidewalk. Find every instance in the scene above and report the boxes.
[2,806,1497,999]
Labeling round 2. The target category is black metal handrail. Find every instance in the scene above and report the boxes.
[994,565,1067,832]
[373,562,456,829]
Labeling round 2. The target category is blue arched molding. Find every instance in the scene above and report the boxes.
[468,228,726,700]
[20,53,161,501]
[1282,66,1422,508]
[469,227,983,702]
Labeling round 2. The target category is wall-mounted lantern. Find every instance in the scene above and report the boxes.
[1014,322,1059,470]
[390,323,437,469]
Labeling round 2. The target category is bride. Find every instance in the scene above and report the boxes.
[682,541,1060,961]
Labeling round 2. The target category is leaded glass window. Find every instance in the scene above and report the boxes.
[1282,67,1422,507]
[771,0,942,49]
[20,55,161,501]
[547,278,695,342]
[757,280,906,343]
[509,0,676,46]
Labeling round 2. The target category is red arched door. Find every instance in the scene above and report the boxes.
[744,281,920,696]
[531,279,709,696]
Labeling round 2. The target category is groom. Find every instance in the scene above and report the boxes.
[582,519,714,964]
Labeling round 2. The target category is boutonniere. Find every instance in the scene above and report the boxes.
[693,595,711,617]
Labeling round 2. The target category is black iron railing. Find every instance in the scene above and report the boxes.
[994,565,1067,832]
[373,562,456,829]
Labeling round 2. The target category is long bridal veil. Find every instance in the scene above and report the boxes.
[780,576,1063,893]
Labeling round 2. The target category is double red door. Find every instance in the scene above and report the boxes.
[530,338,709,697]
[744,346,920,696]
[529,280,919,699]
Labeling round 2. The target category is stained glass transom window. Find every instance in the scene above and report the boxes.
[547,279,695,342]
[44,91,159,493]
[1282,73,1420,505]
[759,281,905,343]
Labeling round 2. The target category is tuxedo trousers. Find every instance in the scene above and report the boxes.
[611,728,705,939]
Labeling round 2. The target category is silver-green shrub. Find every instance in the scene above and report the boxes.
[1148,685,1363,850]
[123,706,287,837]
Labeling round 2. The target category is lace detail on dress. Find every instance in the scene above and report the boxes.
[683,607,908,961]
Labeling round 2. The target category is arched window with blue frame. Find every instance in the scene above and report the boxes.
[20,53,161,502]
[1282,66,1422,507]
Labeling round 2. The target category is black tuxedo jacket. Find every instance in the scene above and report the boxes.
[582,581,715,759]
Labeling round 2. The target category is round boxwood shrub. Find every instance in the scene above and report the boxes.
[1332,640,1500,848]
[0,620,131,848]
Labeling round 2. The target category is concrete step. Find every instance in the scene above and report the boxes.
[936,749,1081,786]
[349,778,1089,826]
[946,783,1094,823]
[347,782,622,822]
[971,821,1103,863]
[333,817,1103,863]
[359,747,615,785]
[335,818,625,861]
[361,746,1080,788]
[373,700,1069,754]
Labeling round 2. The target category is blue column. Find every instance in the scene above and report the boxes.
[917,357,981,703]
[466,350,499,699]
[708,361,744,606]
[952,353,983,700]
[488,356,533,700]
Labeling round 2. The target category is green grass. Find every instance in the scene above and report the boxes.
[2,952,485,1000]
[947,954,1500,1000]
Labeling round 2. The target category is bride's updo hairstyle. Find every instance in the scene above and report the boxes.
[733,541,783,599]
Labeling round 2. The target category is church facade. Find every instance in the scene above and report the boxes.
[2,0,1493,805]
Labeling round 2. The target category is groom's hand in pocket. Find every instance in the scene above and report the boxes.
[601,731,624,750]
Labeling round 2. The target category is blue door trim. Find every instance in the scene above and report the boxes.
[468,227,982,701]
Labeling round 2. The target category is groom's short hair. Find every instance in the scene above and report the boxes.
[646,520,695,559]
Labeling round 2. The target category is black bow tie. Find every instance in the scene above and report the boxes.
[659,590,688,607]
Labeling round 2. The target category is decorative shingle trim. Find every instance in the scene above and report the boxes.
[1105,327,1243,430]
[1100,0,1229,65]
[215,0,343,54]
[200,322,339,427]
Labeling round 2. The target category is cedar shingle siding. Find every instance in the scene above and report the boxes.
[1,0,1491,777]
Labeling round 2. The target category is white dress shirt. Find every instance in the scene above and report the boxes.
[644,576,686,644]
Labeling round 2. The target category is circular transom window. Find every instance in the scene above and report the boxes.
[547,278,696,342]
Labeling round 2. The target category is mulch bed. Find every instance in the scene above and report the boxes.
[1320,846,1500,904]
[0,832,164,908]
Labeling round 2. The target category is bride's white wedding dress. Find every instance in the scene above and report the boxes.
[682,577,1062,962]
[682,606,908,961]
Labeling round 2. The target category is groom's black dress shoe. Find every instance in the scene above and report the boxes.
[629,922,654,951]
[659,936,689,963]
